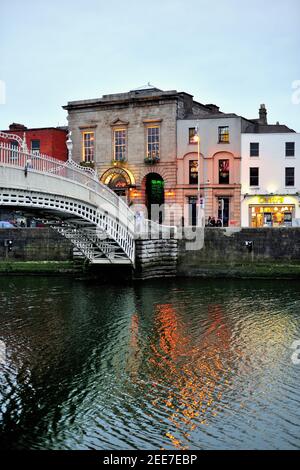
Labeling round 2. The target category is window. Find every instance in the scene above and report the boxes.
[189,160,198,184]
[286,142,295,157]
[189,127,198,144]
[114,129,126,161]
[82,131,94,162]
[219,159,230,184]
[285,167,295,186]
[31,139,40,154]
[250,142,259,157]
[11,140,19,160]
[250,167,259,186]
[218,126,229,143]
[147,126,160,159]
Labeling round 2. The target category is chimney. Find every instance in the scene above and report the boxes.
[259,104,267,125]
[206,104,220,114]
[9,123,27,131]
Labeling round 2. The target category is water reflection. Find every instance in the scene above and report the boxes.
[0,277,300,450]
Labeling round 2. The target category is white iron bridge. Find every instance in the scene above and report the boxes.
[0,132,135,265]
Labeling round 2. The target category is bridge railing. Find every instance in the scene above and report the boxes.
[0,141,135,230]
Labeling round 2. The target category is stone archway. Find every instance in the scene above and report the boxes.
[100,167,135,198]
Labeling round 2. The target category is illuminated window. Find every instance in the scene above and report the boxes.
[189,128,198,144]
[114,129,126,161]
[219,159,230,184]
[250,142,259,157]
[31,139,40,155]
[147,126,160,159]
[218,126,229,143]
[189,160,198,184]
[286,142,295,157]
[285,167,295,186]
[250,167,259,186]
[82,131,94,162]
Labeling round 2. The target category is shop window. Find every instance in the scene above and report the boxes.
[219,159,229,184]
[250,142,259,157]
[250,167,259,186]
[286,142,295,157]
[285,167,295,186]
[250,205,294,228]
[189,160,198,184]
[218,126,229,143]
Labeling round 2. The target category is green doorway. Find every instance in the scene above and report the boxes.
[145,173,165,222]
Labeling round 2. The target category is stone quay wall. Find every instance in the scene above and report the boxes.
[0,228,73,262]
[177,227,300,278]
[1,227,300,278]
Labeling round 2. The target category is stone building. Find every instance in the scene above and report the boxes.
[63,89,295,227]
[63,87,227,224]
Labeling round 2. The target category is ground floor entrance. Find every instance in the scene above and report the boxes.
[217,197,230,227]
[145,173,165,222]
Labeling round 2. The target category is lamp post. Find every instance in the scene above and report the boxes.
[197,127,201,210]
[195,124,204,226]
[66,131,73,162]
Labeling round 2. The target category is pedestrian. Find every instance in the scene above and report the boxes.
[209,217,216,227]
[24,158,32,177]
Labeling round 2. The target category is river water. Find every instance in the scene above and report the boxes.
[0,276,299,450]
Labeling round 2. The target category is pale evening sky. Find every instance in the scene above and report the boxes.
[0,0,299,131]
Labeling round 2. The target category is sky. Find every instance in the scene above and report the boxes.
[0,0,299,131]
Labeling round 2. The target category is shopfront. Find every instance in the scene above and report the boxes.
[248,196,297,227]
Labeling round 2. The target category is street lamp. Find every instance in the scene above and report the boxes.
[66,131,73,162]
[196,126,201,210]
[195,124,203,225]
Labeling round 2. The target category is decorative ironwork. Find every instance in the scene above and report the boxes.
[0,131,24,147]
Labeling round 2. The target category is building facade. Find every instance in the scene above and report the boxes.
[63,87,227,224]
[0,123,68,161]
[177,115,250,226]
[241,132,300,227]
[64,88,297,227]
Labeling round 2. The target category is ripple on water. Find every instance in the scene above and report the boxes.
[0,277,300,450]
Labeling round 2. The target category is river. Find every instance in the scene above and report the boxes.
[0,276,299,450]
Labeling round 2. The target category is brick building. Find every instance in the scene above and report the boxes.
[0,123,68,161]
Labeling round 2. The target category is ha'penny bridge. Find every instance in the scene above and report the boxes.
[0,132,178,269]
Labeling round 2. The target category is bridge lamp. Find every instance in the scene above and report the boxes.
[66,132,73,161]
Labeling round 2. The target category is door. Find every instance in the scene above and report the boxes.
[218,197,230,227]
[145,173,165,223]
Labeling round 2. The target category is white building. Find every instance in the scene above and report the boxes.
[241,132,300,227]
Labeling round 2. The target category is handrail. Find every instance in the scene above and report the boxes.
[0,141,134,223]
